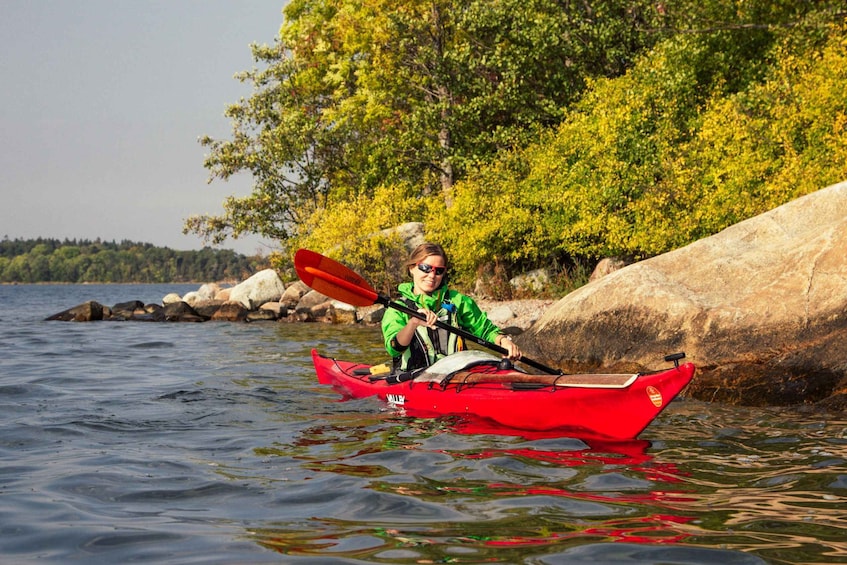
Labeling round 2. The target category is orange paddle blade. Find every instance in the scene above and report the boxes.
[294,249,379,307]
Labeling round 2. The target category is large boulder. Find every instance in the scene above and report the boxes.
[521,181,847,409]
[228,269,286,309]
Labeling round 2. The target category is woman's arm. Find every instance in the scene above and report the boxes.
[382,306,437,357]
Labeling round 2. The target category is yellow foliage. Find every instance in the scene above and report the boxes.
[682,27,847,235]
[287,22,847,294]
[294,183,429,293]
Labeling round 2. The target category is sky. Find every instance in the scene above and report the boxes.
[0,0,287,255]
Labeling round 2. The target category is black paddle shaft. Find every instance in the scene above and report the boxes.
[377,295,562,375]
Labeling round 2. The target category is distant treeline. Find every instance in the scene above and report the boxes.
[0,237,267,283]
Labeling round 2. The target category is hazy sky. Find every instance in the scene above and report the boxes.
[1,1,287,255]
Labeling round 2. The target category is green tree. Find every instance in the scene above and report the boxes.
[429,6,846,284]
[0,238,264,283]
[4,255,32,282]
[187,0,665,248]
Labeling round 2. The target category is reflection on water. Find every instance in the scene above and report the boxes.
[246,406,847,564]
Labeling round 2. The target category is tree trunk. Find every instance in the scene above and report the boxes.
[431,3,454,207]
[438,91,454,207]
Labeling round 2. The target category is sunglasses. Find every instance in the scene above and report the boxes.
[417,263,447,276]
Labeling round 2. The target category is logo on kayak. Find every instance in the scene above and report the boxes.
[646,386,663,407]
[386,394,406,407]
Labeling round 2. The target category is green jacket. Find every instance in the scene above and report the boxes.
[382,282,502,370]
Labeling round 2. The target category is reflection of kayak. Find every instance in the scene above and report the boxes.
[312,349,695,440]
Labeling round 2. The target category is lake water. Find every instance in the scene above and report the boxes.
[1,284,845,564]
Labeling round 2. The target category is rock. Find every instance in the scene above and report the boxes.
[589,257,629,281]
[510,269,550,294]
[487,304,516,326]
[326,301,358,324]
[246,309,278,322]
[133,304,165,322]
[211,301,249,322]
[360,305,385,324]
[215,287,232,301]
[295,290,332,321]
[182,291,201,306]
[229,268,286,309]
[280,281,310,309]
[162,292,182,305]
[259,301,287,318]
[193,300,225,318]
[45,301,104,322]
[381,221,425,253]
[197,283,221,301]
[110,300,144,320]
[163,301,207,322]
[521,180,847,409]
[476,299,553,331]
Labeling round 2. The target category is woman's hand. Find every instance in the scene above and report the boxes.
[411,308,438,329]
[394,308,437,349]
[497,334,521,361]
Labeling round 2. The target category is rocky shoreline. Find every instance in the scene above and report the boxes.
[45,268,553,333]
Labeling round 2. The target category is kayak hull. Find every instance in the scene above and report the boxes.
[311,349,695,440]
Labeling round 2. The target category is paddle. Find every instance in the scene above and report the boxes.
[294,248,562,375]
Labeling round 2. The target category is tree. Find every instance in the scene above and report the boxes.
[187,0,665,248]
[429,8,846,284]
[0,238,264,283]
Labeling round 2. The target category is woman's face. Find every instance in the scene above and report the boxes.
[410,253,447,295]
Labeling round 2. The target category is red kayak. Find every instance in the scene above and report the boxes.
[312,349,695,440]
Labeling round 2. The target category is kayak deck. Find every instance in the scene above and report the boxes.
[447,368,638,388]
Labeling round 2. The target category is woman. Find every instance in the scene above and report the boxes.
[382,242,521,373]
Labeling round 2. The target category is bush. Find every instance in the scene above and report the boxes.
[298,19,847,298]
[294,183,429,294]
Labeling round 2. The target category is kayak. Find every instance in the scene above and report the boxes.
[311,349,695,440]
